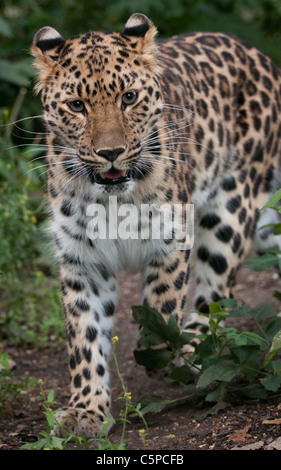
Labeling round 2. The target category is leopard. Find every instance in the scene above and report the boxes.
[31,13,281,438]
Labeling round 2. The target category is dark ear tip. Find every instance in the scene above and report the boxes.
[122,13,153,37]
[33,26,65,52]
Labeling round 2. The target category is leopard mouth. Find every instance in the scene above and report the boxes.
[94,168,132,185]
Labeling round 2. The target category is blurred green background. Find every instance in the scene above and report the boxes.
[1,0,281,346]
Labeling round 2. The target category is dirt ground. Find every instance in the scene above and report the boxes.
[1,265,281,451]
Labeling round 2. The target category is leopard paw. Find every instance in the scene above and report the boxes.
[51,407,113,439]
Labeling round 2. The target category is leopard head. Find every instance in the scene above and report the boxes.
[32,14,163,192]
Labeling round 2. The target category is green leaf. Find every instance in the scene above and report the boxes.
[264,330,281,366]
[180,331,195,344]
[46,412,55,429]
[0,352,10,370]
[134,348,173,369]
[261,188,281,210]
[0,16,12,38]
[195,335,216,358]
[239,331,268,347]
[245,253,278,271]
[0,58,34,87]
[167,314,191,348]
[132,305,170,342]
[208,301,221,314]
[272,359,281,376]
[197,362,239,389]
[170,365,190,385]
[222,327,247,346]
[262,246,281,254]
[218,298,238,309]
[230,345,260,383]
[132,305,189,349]
[166,314,182,347]
[195,400,230,421]
[205,382,226,403]
[138,394,174,415]
[273,224,281,235]
[248,304,276,319]
[208,303,230,322]
[273,291,281,302]
[26,437,48,450]
[260,375,281,392]
[49,435,66,450]
[47,389,55,402]
[228,301,248,318]
[241,384,268,399]
[137,328,164,347]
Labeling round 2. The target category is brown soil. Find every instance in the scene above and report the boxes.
[1,266,281,451]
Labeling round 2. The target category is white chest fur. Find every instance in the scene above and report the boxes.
[50,184,181,274]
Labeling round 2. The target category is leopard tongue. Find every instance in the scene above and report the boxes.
[100,169,126,179]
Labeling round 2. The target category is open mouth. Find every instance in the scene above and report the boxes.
[94,168,132,185]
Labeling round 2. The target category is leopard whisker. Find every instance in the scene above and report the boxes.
[25,158,81,175]
[142,142,211,157]
[144,104,201,142]
[0,114,45,130]
[143,120,197,142]
[140,154,194,169]
[144,117,194,141]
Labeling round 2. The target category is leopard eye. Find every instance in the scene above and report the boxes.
[67,100,86,113]
[122,91,138,107]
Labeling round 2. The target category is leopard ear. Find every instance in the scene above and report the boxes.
[122,14,160,73]
[123,13,156,38]
[32,26,65,54]
[31,27,65,93]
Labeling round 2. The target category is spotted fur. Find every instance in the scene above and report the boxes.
[31,13,281,437]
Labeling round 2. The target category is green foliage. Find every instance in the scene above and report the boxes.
[0,118,64,346]
[22,379,88,450]
[0,353,36,410]
[133,301,281,417]
[0,271,64,346]
[264,330,281,366]
[0,93,64,347]
[245,247,281,271]
[133,305,193,370]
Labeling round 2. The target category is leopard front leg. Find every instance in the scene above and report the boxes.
[139,249,191,374]
[142,250,190,320]
[55,261,118,438]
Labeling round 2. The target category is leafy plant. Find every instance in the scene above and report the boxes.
[132,301,281,419]
[99,336,148,450]
[0,95,64,348]
[22,379,88,450]
[0,353,35,410]
[133,306,194,370]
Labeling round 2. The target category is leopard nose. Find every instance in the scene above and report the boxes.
[96,147,126,162]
